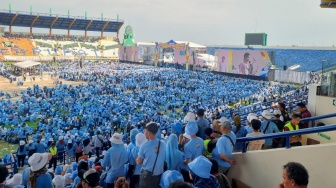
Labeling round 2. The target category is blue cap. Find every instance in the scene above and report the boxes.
[185,121,198,136]
[55,165,63,175]
[66,168,72,174]
[188,156,212,179]
[160,170,184,188]
[71,162,78,171]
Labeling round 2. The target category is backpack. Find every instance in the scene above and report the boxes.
[207,138,218,153]
[207,135,235,153]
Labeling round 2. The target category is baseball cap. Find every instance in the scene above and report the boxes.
[219,121,232,130]
[83,169,100,187]
[273,110,281,117]
[144,122,159,134]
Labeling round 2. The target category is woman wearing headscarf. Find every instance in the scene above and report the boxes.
[188,156,220,188]
[165,134,183,171]
[130,132,147,188]
[127,129,139,182]
[28,153,53,188]
[17,140,27,169]
[102,133,128,188]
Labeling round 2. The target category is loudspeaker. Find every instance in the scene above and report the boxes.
[283,65,287,70]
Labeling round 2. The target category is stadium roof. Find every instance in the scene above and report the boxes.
[0,11,124,32]
[320,0,336,8]
[13,60,41,68]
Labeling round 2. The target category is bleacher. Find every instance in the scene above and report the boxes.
[207,46,336,72]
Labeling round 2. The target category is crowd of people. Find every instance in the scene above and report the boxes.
[0,61,311,188]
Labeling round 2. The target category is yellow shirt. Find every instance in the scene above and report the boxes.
[49,147,57,155]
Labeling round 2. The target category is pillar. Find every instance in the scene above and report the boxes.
[101,31,104,39]
[30,27,33,36]
[68,30,70,38]
[49,28,52,36]
[84,30,87,39]
[9,26,12,35]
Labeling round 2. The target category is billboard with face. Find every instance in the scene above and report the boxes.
[216,50,271,77]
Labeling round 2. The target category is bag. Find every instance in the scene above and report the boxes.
[207,135,235,153]
[207,138,218,153]
[263,121,270,134]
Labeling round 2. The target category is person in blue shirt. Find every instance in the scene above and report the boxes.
[17,140,27,168]
[196,108,210,140]
[56,136,66,165]
[212,120,236,175]
[165,134,183,171]
[27,140,37,157]
[130,132,147,188]
[102,133,128,188]
[183,121,204,165]
[136,122,166,188]
[260,110,279,149]
[232,115,247,152]
[28,153,53,188]
[36,139,46,153]
[66,139,76,165]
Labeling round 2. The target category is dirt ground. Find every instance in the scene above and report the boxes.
[0,73,86,100]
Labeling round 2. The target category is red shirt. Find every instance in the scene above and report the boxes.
[301,109,311,129]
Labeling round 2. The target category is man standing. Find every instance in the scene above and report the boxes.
[278,162,309,188]
[278,102,291,122]
[196,108,210,140]
[260,110,279,149]
[93,131,105,158]
[296,103,311,129]
[212,121,236,175]
[136,122,166,188]
[239,52,250,75]
[283,114,302,147]
[49,142,57,170]
[272,110,285,148]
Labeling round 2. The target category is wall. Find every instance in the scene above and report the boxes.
[303,94,336,144]
[229,143,336,188]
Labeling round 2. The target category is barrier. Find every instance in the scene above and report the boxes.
[237,113,336,153]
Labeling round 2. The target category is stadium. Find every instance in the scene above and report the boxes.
[0,1,336,188]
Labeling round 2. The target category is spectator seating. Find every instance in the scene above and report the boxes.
[207,46,336,72]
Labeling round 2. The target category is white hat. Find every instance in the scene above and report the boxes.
[68,139,72,144]
[28,153,50,171]
[110,133,123,145]
[135,133,147,147]
[183,132,191,140]
[29,140,34,144]
[162,130,166,134]
[273,110,282,116]
[59,136,64,141]
[49,138,54,142]
[262,110,272,119]
[64,173,73,185]
[219,117,229,123]
[184,112,196,122]
[20,140,25,146]
[53,175,65,188]
[6,173,22,187]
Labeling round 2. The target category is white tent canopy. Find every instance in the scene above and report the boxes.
[13,60,41,68]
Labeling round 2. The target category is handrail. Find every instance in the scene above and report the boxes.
[237,124,336,153]
[300,113,336,127]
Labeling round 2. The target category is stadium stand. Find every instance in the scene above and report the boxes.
[207,46,336,72]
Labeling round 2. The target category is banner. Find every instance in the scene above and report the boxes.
[216,50,271,77]
[119,46,139,62]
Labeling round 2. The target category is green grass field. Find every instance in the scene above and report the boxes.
[0,120,39,159]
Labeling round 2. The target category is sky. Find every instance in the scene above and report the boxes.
[0,0,335,46]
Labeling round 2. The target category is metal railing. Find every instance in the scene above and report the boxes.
[237,113,336,153]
